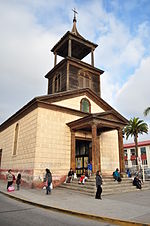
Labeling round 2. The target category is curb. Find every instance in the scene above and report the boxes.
[0,190,150,226]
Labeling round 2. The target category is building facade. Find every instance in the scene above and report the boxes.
[0,15,128,187]
[123,140,150,169]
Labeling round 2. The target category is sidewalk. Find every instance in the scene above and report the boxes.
[0,180,150,226]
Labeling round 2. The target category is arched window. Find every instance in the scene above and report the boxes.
[78,70,91,89]
[53,74,61,93]
[80,98,91,113]
[13,123,19,155]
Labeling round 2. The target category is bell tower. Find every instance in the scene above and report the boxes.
[45,10,104,96]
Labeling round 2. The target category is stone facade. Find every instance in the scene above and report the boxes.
[100,130,119,175]
[0,17,128,187]
[0,109,38,184]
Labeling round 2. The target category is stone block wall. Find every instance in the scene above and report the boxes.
[33,107,80,185]
[0,109,38,184]
[100,130,119,175]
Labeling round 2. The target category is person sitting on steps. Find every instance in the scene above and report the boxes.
[66,168,74,183]
[113,168,122,182]
[78,170,88,185]
[133,175,142,189]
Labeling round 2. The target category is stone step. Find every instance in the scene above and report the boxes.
[62,183,95,190]
[58,184,150,197]
[59,184,95,194]
[58,176,150,197]
[62,182,134,190]
[74,177,132,183]
[68,181,133,189]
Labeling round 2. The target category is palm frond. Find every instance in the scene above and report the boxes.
[144,107,150,116]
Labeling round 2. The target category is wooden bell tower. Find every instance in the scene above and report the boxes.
[45,10,104,96]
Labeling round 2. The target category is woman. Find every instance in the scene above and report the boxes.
[7,169,13,189]
[45,168,52,195]
[95,170,102,199]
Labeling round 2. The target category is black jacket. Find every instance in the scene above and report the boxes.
[96,175,102,187]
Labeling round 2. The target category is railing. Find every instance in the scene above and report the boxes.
[125,165,150,182]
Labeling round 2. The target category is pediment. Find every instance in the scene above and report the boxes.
[36,89,128,124]
[93,110,128,124]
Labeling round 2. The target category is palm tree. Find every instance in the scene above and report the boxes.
[144,107,150,116]
[124,117,148,166]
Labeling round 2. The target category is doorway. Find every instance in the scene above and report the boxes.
[75,139,92,176]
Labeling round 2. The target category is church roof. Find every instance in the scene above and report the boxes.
[51,16,98,60]
[0,88,128,132]
[45,57,104,79]
[51,31,98,60]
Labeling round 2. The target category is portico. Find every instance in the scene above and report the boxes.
[68,111,126,175]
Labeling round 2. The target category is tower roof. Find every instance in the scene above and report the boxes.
[51,12,98,60]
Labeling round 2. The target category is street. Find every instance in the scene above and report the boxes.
[0,193,115,226]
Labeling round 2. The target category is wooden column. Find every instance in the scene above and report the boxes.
[54,52,57,66]
[91,49,94,66]
[71,130,76,171]
[97,135,101,172]
[92,124,97,173]
[68,39,72,57]
[118,129,125,173]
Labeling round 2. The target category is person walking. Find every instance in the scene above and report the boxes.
[95,170,102,199]
[6,169,13,190]
[16,173,21,190]
[45,168,52,195]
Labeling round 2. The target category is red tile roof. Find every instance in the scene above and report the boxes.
[124,140,150,149]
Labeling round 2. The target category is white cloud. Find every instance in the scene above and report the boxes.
[0,2,55,122]
[115,57,150,119]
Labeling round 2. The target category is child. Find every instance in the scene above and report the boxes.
[16,173,21,190]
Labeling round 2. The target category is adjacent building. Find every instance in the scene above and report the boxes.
[123,140,150,169]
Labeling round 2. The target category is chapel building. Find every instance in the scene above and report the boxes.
[0,14,128,187]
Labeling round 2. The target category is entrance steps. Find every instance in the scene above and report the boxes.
[58,175,150,196]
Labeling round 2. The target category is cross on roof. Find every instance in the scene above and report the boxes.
[72,8,78,22]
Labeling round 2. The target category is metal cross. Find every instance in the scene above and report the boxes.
[72,8,78,21]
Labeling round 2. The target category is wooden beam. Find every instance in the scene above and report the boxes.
[118,129,125,173]
[91,49,94,66]
[68,39,72,57]
[54,52,57,66]
[97,135,101,172]
[92,123,97,173]
[71,130,76,171]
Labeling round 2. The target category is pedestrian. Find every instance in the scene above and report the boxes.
[89,161,92,176]
[6,169,13,190]
[95,170,102,199]
[126,169,131,178]
[16,173,21,190]
[44,168,52,195]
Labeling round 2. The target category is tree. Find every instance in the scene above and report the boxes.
[144,107,150,116]
[124,117,148,166]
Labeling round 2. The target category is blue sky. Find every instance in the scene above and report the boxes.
[0,0,150,142]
